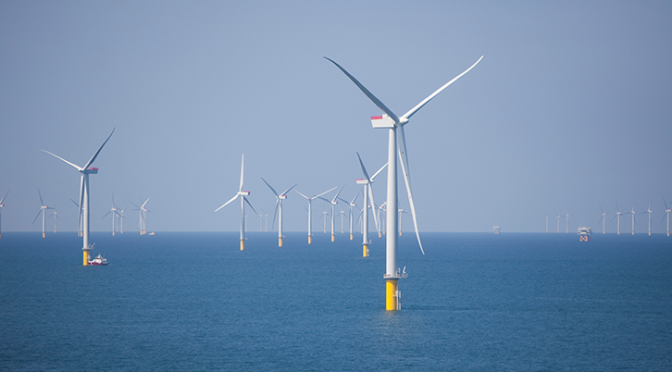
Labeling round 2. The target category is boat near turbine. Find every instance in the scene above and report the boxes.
[88,254,108,266]
[578,226,592,241]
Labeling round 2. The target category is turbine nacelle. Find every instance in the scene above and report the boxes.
[279,195,288,200]
[356,179,368,185]
[371,115,396,128]
[240,191,251,196]
[81,167,99,174]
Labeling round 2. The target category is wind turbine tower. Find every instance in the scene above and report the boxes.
[545,214,548,233]
[102,196,120,236]
[261,178,297,247]
[599,204,609,234]
[565,212,569,233]
[215,154,257,251]
[664,197,671,237]
[296,187,336,244]
[326,55,480,310]
[0,190,8,239]
[33,189,54,238]
[629,204,636,235]
[643,204,653,236]
[323,186,344,242]
[355,153,384,257]
[339,188,362,241]
[42,129,114,265]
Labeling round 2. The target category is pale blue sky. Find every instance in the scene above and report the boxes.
[1,1,671,233]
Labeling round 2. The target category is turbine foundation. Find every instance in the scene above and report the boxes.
[278,237,283,247]
[42,232,45,238]
[331,234,335,242]
[240,239,245,251]
[308,235,312,244]
[83,250,89,266]
[386,279,399,311]
[363,244,369,257]
[350,233,353,240]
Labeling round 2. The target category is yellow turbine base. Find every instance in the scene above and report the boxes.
[668,232,670,237]
[378,232,382,238]
[308,235,312,244]
[649,232,651,236]
[363,244,369,257]
[42,232,45,238]
[240,239,245,251]
[632,232,634,235]
[83,250,89,266]
[331,234,335,242]
[617,231,620,235]
[350,233,353,240]
[113,231,115,236]
[399,231,402,236]
[279,237,283,247]
[386,279,399,311]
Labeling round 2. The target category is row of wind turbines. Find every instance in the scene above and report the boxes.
[8,54,483,311]
[544,201,672,236]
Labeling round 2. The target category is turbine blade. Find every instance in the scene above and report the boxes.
[101,211,112,220]
[38,189,44,206]
[0,190,9,204]
[398,126,424,255]
[41,150,83,171]
[83,128,115,170]
[244,196,257,215]
[350,188,362,204]
[314,186,338,200]
[32,209,42,225]
[141,197,151,208]
[295,190,310,200]
[215,194,239,212]
[331,185,345,203]
[280,183,298,196]
[356,152,371,181]
[401,56,483,120]
[261,177,279,197]
[324,57,400,123]
[271,200,279,231]
[78,175,84,228]
[371,162,388,181]
[239,154,245,192]
[368,184,378,230]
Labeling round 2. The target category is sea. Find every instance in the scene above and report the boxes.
[1,231,670,371]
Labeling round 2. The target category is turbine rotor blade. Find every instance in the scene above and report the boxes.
[215,194,239,212]
[356,152,371,181]
[0,190,9,204]
[324,57,400,123]
[244,196,257,215]
[261,177,279,197]
[271,200,279,231]
[239,154,245,192]
[371,162,388,181]
[398,125,424,255]
[32,209,43,225]
[38,189,44,206]
[83,128,115,170]
[402,56,484,120]
[41,150,83,171]
[314,186,338,200]
[280,183,298,196]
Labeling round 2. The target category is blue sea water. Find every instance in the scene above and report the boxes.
[1,231,671,371]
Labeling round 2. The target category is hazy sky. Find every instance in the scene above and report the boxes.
[1,1,671,234]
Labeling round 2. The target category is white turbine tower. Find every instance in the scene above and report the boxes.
[629,204,637,235]
[642,204,653,236]
[42,129,114,265]
[545,213,549,233]
[599,204,609,234]
[663,197,671,237]
[556,212,561,233]
[295,187,337,244]
[327,55,481,310]
[48,210,59,233]
[0,190,9,239]
[338,188,362,241]
[33,189,54,238]
[102,195,121,236]
[215,154,257,251]
[565,212,569,233]
[319,186,344,242]
[355,153,385,257]
[398,208,408,236]
[132,198,151,235]
[261,178,297,247]
[611,202,623,235]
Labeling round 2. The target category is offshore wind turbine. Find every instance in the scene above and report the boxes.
[0,190,8,239]
[42,129,114,265]
[320,186,344,242]
[132,198,151,235]
[642,204,653,236]
[327,55,481,310]
[101,195,120,236]
[261,178,297,247]
[33,189,54,238]
[296,187,336,244]
[355,153,385,256]
[663,197,671,237]
[545,213,549,233]
[555,212,561,233]
[565,212,569,233]
[338,188,362,241]
[398,209,407,236]
[69,198,83,236]
[611,202,623,235]
[215,154,257,251]
[628,204,637,235]
[599,204,609,234]
[48,210,59,233]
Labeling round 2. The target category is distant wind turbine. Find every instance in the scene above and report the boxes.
[261,177,298,247]
[47,210,59,233]
[599,204,609,234]
[0,190,9,239]
[555,212,561,233]
[101,195,120,236]
[132,198,151,235]
[338,188,362,241]
[295,187,336,244]
[663,197,671,237]
[33,189,54,238]
[565,212,569,233]
[610,202,624,235]
[42,128,115,265]
[319,186,344,242]
[355,153,385,257]
[641,204,653,236]
[545,213,548,233]
[215,154,257,251]
[629,204,637,235]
